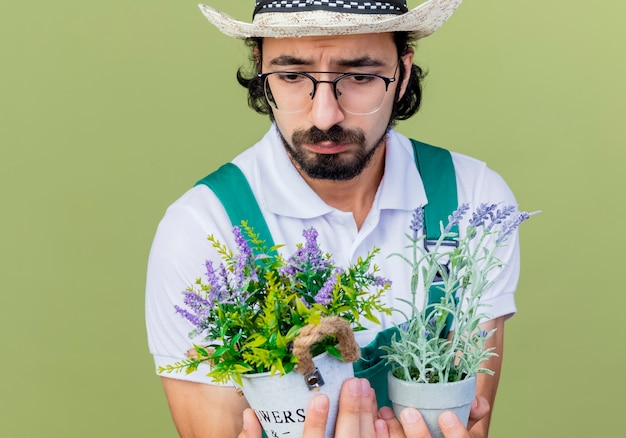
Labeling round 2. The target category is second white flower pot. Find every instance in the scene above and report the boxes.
[388,373,476,438]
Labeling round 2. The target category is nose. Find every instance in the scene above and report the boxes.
[307,81,345,131]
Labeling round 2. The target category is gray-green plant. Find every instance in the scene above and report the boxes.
[382,203,536,383]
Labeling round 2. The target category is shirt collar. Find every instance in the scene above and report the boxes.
[375,129,427,212]
[259,126,335,219]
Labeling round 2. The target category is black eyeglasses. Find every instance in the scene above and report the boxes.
[258,65,398,115]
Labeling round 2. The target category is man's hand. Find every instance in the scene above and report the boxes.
[239,378,383,438]
[238,378,491,438]
[321,378,383,437]
[379,394,491,438]
[466,396,491,437]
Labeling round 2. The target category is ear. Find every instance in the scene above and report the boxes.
[397,48,415,100]
[253,47,262,73]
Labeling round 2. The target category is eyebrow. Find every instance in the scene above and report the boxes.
[267,55,386,68]
[268,56,312,67]
[335,57,386,68]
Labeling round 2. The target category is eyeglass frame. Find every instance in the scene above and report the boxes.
[256,63,399,114]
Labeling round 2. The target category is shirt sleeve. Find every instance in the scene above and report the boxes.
[453,153,521,321]
[145,185,236,385]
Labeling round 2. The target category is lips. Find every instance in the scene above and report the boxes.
[306,142,350,154]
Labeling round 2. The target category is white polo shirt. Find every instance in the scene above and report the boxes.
[146,125,520,384]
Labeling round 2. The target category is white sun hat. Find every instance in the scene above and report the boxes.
[198,0,462,39]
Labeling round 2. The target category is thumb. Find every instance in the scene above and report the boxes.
[239,408,263,438]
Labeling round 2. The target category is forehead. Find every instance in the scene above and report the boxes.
[261,33,397,66]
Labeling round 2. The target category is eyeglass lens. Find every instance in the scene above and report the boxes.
[263,73,391,115]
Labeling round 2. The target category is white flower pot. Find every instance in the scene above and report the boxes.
[239,352,354,438]
[387,373,476,438]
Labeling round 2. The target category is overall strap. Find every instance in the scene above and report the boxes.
[410,139,459,339]
[410,139,459,240]
[195,163,276,253]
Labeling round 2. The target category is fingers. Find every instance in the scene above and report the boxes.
[302,394,330,438]
[438,411,471,438]
[468,396,490,425]
[333,378,378,438]
[399,408,431,438]
[388,407,471,438]
[302,378,381,438]
[239,384,481,438]
[380,406,434,438]
[377,406,404,438]
[238,408,263,438]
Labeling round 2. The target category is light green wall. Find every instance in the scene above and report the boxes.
[1,1,623,436]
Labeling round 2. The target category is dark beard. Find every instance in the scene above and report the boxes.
[280,125,387,181]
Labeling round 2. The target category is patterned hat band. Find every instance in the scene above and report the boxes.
[253,1,409,17]
[198,0,463,39]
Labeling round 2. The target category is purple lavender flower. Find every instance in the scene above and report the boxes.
[469,203,498,228]
[204,260,223,305]
[282,228,332,275]
[374,275,392,288]
[278,264,297,277]
[496,211,532,244]
[174,305,208,334]
[409,206,425,240]
[485,204,517,232]
[444,203,470,234]
[315,275,337,305]
[216,262,236,303]
[304,228,331,271]
[303,227,319,252]
[232,226,251,256]
[183,290,212,313]
[232,226,257,285]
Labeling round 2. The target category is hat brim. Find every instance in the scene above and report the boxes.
[198,0,462,39]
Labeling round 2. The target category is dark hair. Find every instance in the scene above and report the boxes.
[391,32,426,123]
[236,32,426,123]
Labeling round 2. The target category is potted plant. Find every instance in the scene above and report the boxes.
[159,224,391,438]
[382,203,536,438]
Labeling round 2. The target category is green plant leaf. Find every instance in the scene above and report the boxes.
[325,345,343,361]
[276,330,286,349]
[308,312,321,326]
[285,325,301,340]
[232,364,253,374]
[194,345,210,357]
[295,297,311,317]
[211,346,232,359]
[272,359,286,376]
[363,311,381,325]
[244,334,268,348]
